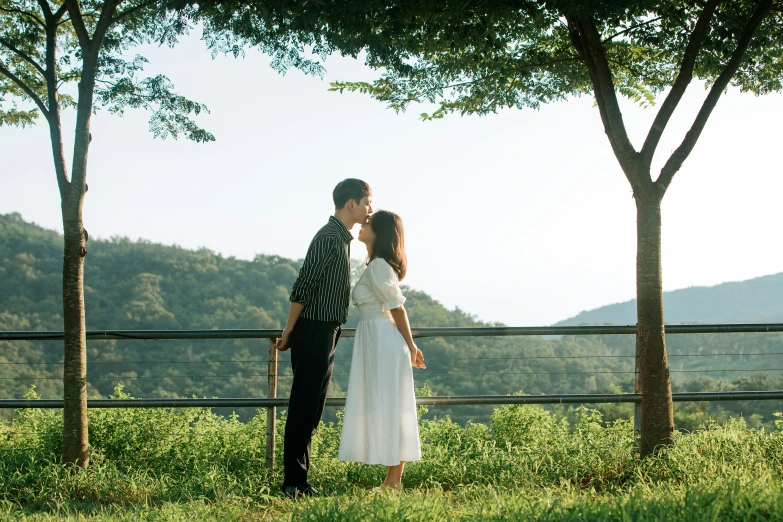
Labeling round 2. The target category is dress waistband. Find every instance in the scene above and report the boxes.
[356,304,394,322]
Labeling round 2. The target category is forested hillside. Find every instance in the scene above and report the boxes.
[2,212,782,427]
[557,272,783,326]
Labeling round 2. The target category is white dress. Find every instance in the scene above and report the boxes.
[338,258,422,465]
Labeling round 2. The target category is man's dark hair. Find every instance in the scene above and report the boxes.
[333,179,371,209]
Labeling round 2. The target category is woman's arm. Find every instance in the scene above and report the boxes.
[390,306,425,369]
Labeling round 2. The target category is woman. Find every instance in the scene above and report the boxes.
[338,210,426,490]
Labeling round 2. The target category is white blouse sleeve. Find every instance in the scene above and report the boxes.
[367,258,406,311]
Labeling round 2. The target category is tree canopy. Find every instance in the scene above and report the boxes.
[0,0,215,139]
[195,0,783,456]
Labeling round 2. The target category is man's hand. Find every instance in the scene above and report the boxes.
[411,345,425,369]
[275,329,293,351]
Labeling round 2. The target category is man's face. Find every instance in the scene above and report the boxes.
[352,194,373,226]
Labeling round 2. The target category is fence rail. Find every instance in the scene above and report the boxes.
[2,323,783,468]
[3,390,783,410]
[2,323,783,342]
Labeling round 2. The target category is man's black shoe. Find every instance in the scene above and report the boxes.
[282,484,321,498]
[301,484,321,496]
[282,486,300,499]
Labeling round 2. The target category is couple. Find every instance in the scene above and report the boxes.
[274,178,426,497]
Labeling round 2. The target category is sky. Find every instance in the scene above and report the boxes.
[1,31,782,327]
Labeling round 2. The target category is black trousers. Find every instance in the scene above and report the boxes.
[282,317,341,488]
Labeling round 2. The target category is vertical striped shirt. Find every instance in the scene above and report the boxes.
[289,216,353,324]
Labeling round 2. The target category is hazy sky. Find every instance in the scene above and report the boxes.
[2,31,782,327]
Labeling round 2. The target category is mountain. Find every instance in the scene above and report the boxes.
[2,212,783,429]
[555,273,783,326]
[0,212,632,421]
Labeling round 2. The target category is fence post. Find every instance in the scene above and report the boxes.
[634,341,642,436]
[266,338,278,469]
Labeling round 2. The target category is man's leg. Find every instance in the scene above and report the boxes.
[311,325,340,435]
[282,319,339,489]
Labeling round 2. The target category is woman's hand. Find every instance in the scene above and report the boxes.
[410,344,426,369]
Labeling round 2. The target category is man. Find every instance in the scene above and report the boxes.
[275,178,372,497]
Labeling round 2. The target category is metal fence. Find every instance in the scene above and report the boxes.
[2,323,783,469]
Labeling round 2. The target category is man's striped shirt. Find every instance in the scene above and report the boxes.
[290,216,353,324]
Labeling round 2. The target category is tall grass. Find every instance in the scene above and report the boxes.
[2,386,782,520]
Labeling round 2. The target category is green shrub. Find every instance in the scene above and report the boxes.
[1,388,782,519]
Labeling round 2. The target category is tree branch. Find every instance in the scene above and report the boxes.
[57,72,82,87]
[713,7,745,29]
[606,57,661,86]
[656,0,774,194]
[53,3,68,21]
[36,3,72,193]
[36,0,52,19]
[440,57,581,92]
[65,0,123,195]
[0,6,46,27]
[567,19,611,133]
[0,37,46,77]
[112,0,157,24]
[62,0,92,52]
[43,10,60,115]
[602,17,663,43]
[566,15,643,191]
[93,0,124,50]
[0,62,49,119]
[640,0,720,165]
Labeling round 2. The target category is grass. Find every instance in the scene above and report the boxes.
[1,386,782,521]
[5,483,783,521]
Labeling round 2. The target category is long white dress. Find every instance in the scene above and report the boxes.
[338,258,422,465]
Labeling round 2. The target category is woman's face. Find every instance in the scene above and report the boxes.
[358,215,375,246]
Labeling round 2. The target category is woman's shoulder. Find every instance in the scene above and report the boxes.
[369,257,390,267]
[368,257,397,277]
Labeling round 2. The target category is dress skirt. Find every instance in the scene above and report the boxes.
[338,307,421,465]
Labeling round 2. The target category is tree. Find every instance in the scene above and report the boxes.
[343,0,783,455]
[1,0,346,468]
[1,0,359,467]
[0,0,218,467]
[199,0,783,455]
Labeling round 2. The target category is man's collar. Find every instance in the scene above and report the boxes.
[329,215,354,241]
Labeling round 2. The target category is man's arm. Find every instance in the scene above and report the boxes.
[289,235,337,306]
[275,302,304,351]
[276,236,336,351]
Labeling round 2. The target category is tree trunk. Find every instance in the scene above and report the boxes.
[60,69,94,468]
[39,6,89,467]
[61,191,88,468]
[635,190,674,456]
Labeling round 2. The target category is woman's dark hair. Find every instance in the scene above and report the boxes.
[368,210,407,281]
[333,178,371,210]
